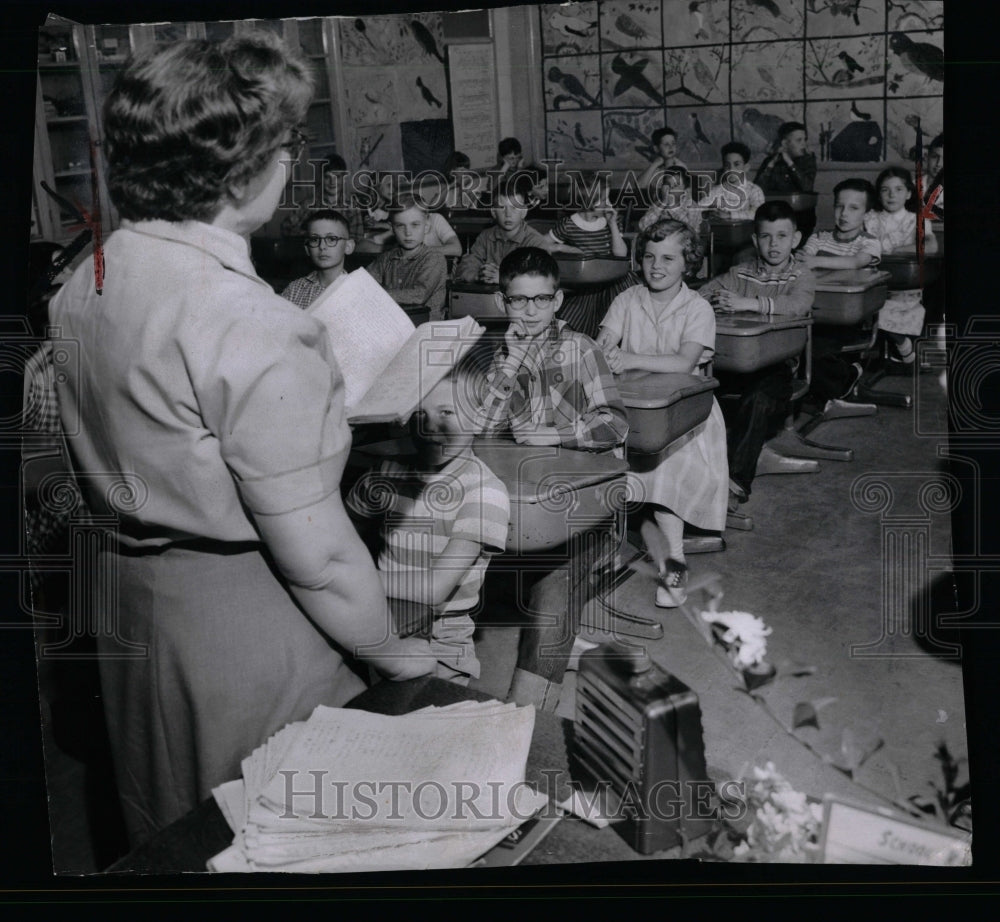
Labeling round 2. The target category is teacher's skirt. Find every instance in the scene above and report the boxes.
[95,542,368,848]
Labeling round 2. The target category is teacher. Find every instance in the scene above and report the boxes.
[47,33,433,848]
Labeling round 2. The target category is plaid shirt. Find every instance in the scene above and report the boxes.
[365,244,448,317]
[280,271,341,309]
[478,320,628,452]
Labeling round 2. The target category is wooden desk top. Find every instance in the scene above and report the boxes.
[615,371,718,410]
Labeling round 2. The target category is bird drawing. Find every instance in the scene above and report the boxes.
[829,0,863,26]
[850,100,872,121]
[573,122,602,155]
[353,19,379,54]
[889,32,944,83]
[741,107,785,150]
[690,112,712,147]
[757,65,777,90]
[746,0,782,17]
[409,19,445,64]
[615,13,650,43]
[692,58,719,94]
[608,119,651,146]
[689,2,710,41]
[549,11,597,38]
[415,77,442,108]
[611,54,664,105]
[548,66,601,107]
[837,50,865,74]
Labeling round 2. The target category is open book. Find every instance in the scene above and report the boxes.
[307,267,485,425]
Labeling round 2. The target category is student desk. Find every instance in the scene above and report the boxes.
[104,676,673,873]
[448,280,505,324]
[556,255,633,288]
[449,210,494,253]
[713,312,811,375]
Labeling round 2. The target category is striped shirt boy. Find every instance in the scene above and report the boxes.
[698,252,816,317]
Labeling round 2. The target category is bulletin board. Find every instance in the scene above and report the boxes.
[447,42,500,170]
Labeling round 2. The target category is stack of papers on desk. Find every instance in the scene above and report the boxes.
[208,699,545,873]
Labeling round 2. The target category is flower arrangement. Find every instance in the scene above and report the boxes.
[731,762,824,863]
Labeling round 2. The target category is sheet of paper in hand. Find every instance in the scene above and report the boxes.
[308,268,484,424]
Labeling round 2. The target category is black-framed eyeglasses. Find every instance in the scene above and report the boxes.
[501,293,558,310]
[304,234,348,248]
[282,127,309,160]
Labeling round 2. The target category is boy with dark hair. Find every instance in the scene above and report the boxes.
[475,246,628,712]
[280,209,356,309]
[755,122,816,194]
[699,201,817,508]
[638,126,686,190]
[701,140,766,220]
[365,193,448,320]
[799,178,881,271]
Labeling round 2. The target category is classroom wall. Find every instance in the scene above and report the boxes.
[526,0,943,195]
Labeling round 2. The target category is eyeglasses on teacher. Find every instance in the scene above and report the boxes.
[304,234,348,248]
[282,127,309,160]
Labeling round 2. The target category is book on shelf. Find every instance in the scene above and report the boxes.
[308,267,485,425]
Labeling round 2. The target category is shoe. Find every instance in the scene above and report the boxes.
[655,559,688,608]
[893,338,916,365]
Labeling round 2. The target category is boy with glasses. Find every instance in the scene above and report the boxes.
[280,209,355,309]
[474,246,628,711]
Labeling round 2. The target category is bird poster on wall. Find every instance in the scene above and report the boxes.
[342,67,398,128]
[600,0,663,50]
[662,46,729,106]
[805,35,885,96]
[541,0,942,169]
[396,65,449,121]
[807,99,884,163]
[544,55,602,110]
[540,0,600,55]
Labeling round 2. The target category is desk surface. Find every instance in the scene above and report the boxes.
[106,677,665,874]
[616,370,718,410]
[813,267,892,292]
[715,311,813,333]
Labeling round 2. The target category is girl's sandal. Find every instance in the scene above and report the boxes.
[655,558,689,609]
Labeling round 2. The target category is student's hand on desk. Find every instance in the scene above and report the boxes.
[709,290,758,313]
[479,262,500,284]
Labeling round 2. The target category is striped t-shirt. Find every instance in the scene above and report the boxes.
[346,453,510,614]
[801,229,881,263]
[549,213,621,257]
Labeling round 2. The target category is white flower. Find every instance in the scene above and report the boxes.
[701,610,772,667]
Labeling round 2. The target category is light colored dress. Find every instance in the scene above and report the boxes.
[600,283,729,531]
[48,219,370,846]
[864,209,935,337]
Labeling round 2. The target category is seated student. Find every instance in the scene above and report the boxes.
[638,165,703,235]
[346,360,510,686]
[798,179,881,402]
[454,177,554,284]
[280,209,356,309]
[754,121,817,196]
[755,121,818,241]
[698,201,816,511]
[364,194,448,320]
[598,219,728,608]
[700,141,766,220]
[637,126,687,193]
[494,136,525,177]
[280,154,366,242]
[547,172,629,258]
[475,247,628,711]
[864,166,938,364]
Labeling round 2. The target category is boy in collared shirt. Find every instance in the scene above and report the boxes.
[453,178,554,284]
[365,194,448,320]
[699,201,816,508]
[475,246,628,712]
[280,209,356,309]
